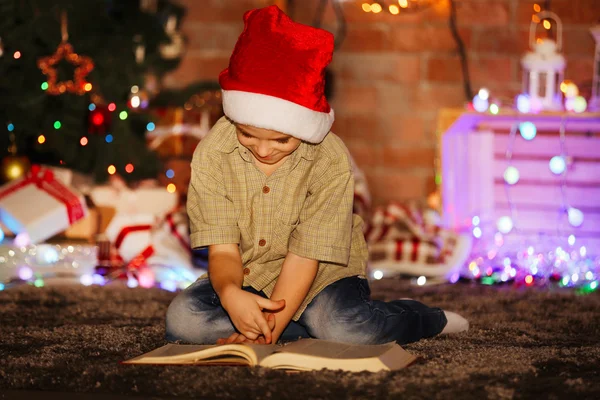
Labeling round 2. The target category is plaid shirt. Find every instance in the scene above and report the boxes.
[188,117,367,320]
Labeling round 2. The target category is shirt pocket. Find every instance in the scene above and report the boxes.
[275,186,306,226]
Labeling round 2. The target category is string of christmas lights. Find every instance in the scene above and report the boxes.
[0,242,199,292]
[454,114,599,292]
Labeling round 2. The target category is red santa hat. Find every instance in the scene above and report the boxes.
[219,5,335,144]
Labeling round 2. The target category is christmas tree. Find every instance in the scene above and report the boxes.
[0,0,186,183]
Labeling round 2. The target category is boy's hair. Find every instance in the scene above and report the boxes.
[219,5,334,144]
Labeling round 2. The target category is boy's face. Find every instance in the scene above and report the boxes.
[235,123,302,165]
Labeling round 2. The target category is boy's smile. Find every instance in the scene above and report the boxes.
[235,123,302,166]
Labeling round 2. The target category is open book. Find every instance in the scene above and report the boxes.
[122,339,416,372]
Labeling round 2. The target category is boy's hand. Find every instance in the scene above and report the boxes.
[220,287,284,344]
[217,314,276,345]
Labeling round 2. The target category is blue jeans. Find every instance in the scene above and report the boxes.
[165,276,447,345]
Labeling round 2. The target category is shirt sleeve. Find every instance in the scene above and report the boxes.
[187,149,240,249]
[288,161,354,265]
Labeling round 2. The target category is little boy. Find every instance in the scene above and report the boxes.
[166,5,468,345]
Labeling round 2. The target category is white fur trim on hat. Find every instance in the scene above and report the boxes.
[221,89,334,144]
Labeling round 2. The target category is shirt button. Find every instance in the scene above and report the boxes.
[262,186,270,194]
[258,239,266,247]
[243,268,250,275]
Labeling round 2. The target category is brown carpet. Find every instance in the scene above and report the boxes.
[0,278,599,400]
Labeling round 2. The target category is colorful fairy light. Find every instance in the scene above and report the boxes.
[496,216,513,234]
[519,122,537,140]
[503,166,520,185]
[516,94,532,113]
[473,94,489,112]
[478,88,490,101]
[567,207,584,227]
[549,156,566,175]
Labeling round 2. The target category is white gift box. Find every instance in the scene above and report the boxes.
[90,186,178,218]
[147,211,194,270]
[0,166,88,244]
[105,214,157,262]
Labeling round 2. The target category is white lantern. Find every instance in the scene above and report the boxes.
[589,24,600,112]
[521,12,566,111]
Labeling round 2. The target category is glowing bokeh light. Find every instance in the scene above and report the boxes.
[503,166,520,185]
[516,94,531,113]
[549,156,566,175]
[497,216,513,234]
[567,207,584,227]
[519,121,537,140]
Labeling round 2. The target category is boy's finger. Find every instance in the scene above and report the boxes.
[267,313,276,330]
[256,297,285,311]
[225,333,240,344]
[255,316,272,344]
[234,334,247,343]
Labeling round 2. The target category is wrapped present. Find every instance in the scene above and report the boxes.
[105,214,157,262]
[90,182,178,218]
[0,165,88,244]
[147,209,193,270]
[63,205,116,241]
[366,203,472,279]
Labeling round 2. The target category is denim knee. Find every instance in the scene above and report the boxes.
[165,280,233,344]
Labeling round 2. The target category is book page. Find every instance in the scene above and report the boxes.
[276,339,396,359]
[258,339,416,372]
[123,343,276,366]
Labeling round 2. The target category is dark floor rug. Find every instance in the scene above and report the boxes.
[0,278,599,400]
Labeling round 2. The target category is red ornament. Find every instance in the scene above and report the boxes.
[88,106,111,135]
[37,42,94,95]
[92,112,104,126]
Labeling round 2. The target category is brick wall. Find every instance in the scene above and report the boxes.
[165,0,599,207]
